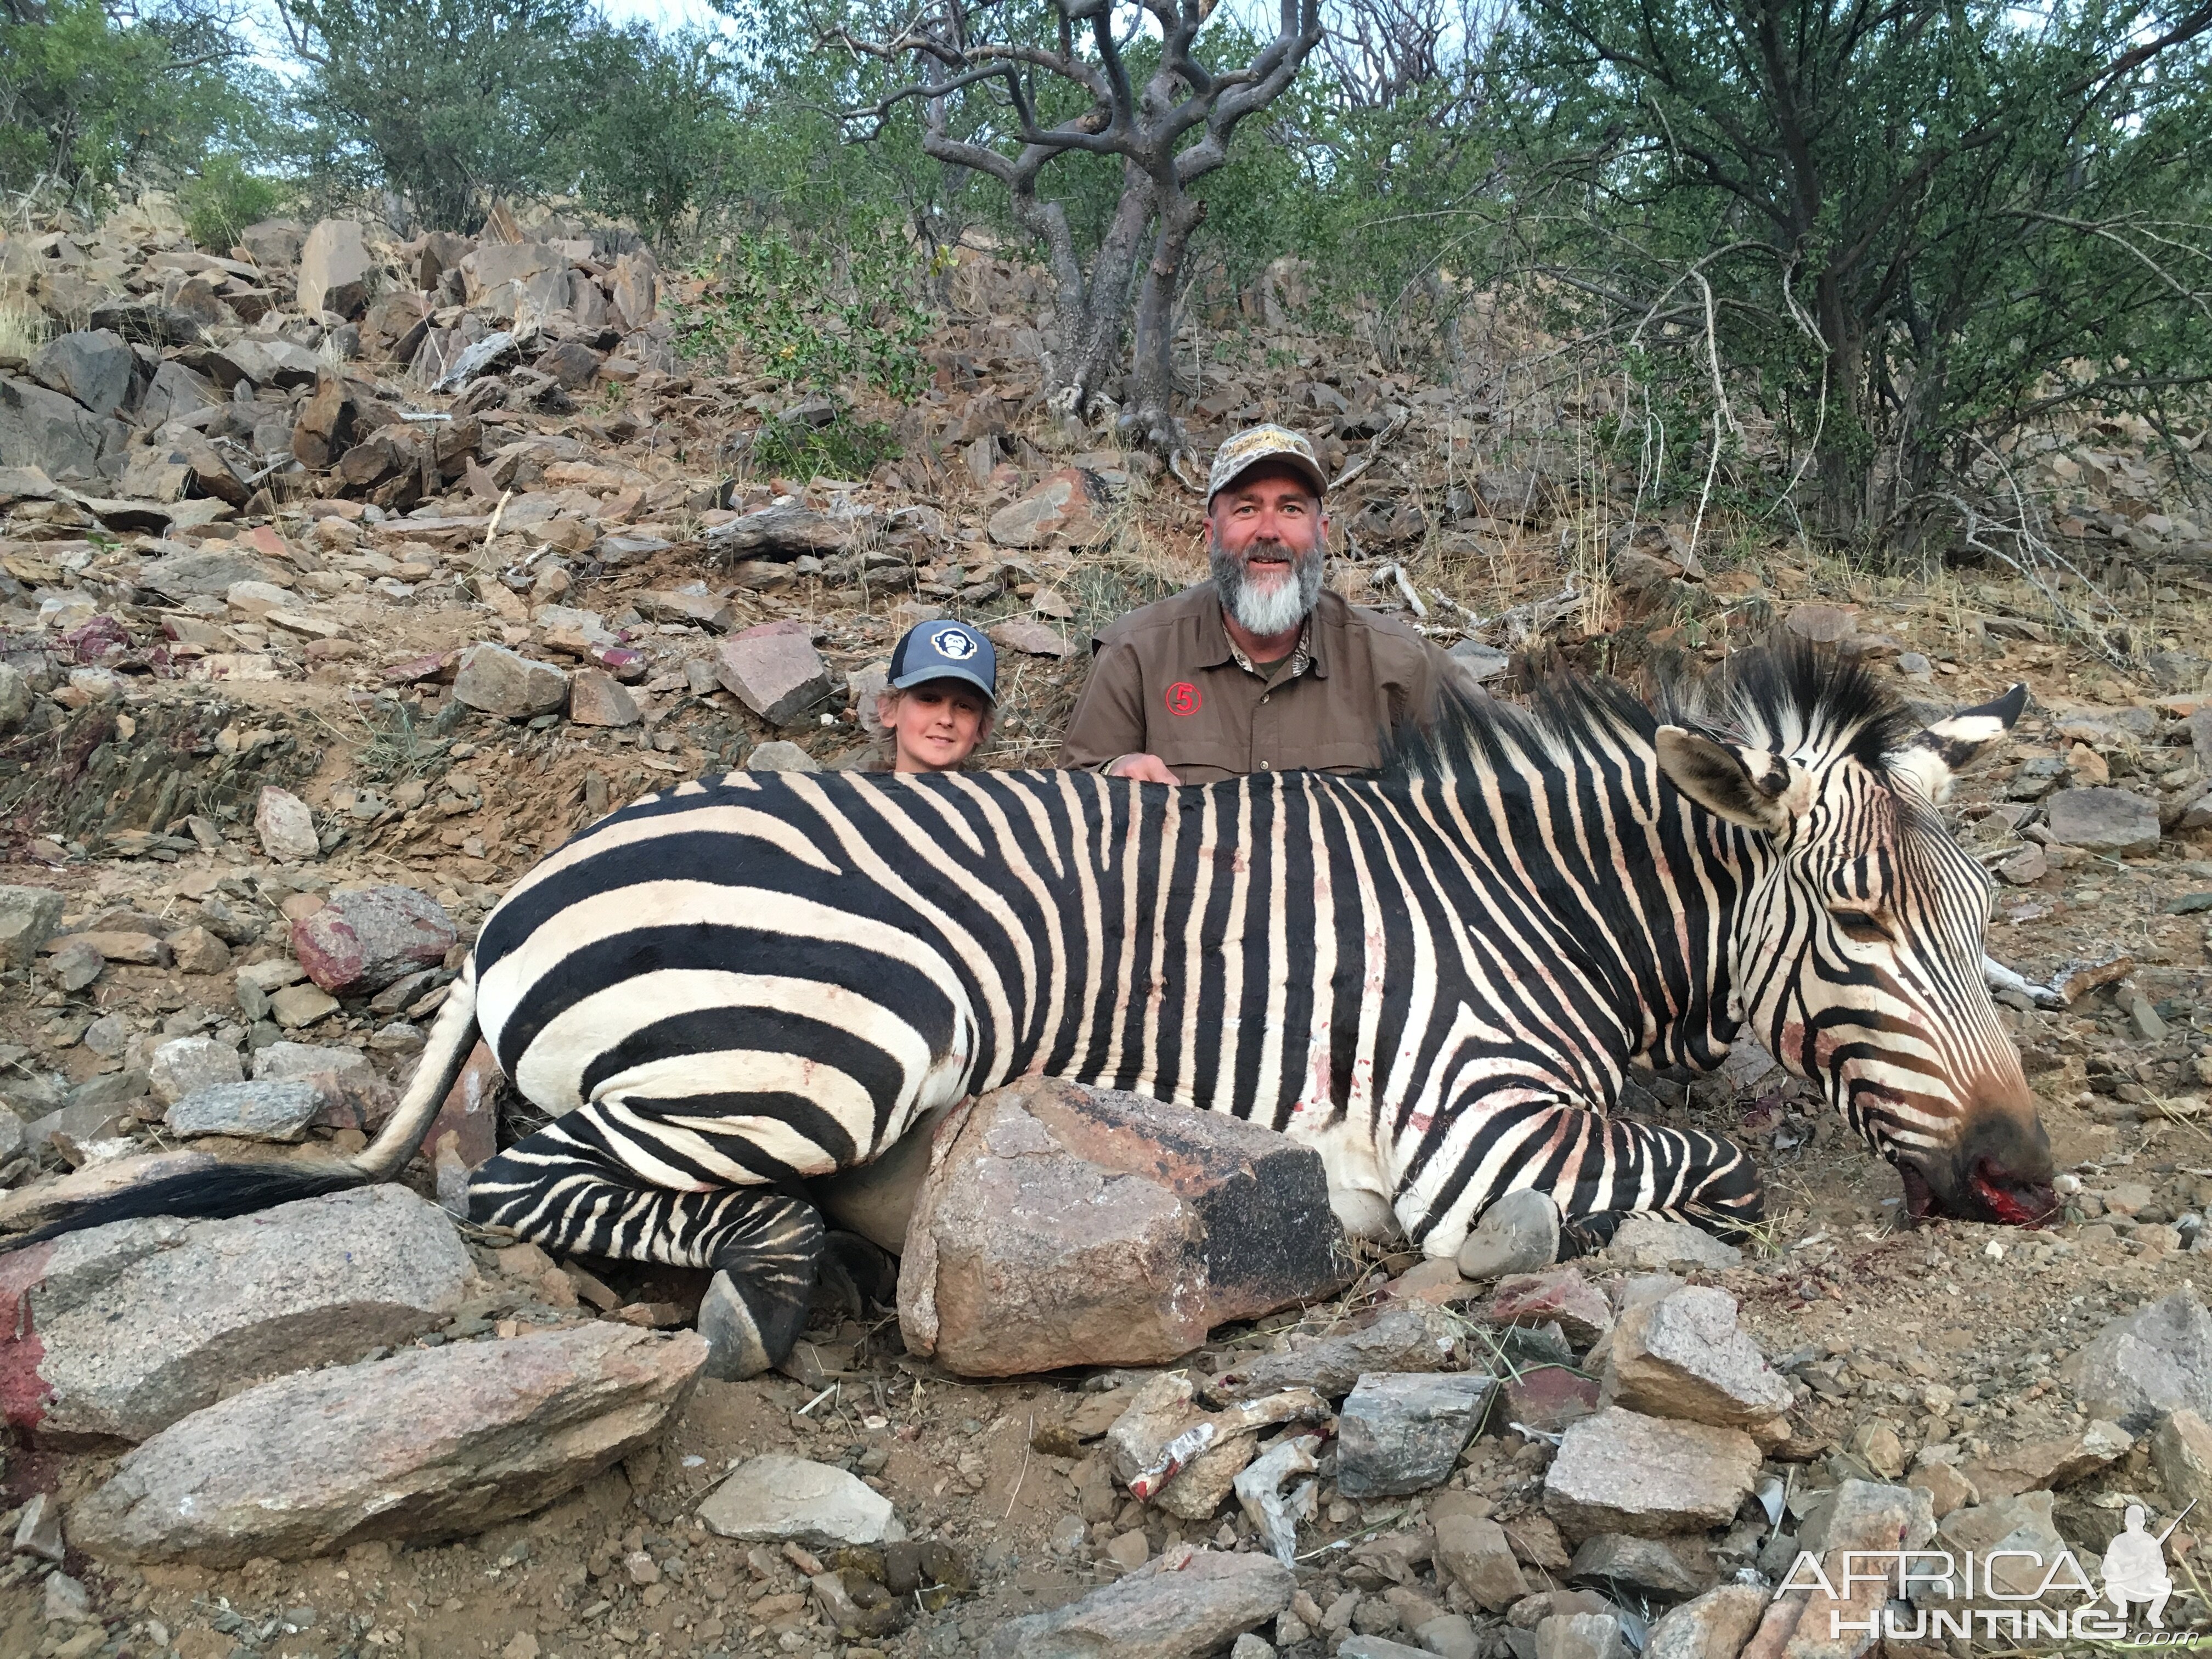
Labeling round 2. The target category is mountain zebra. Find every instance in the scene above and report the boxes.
[8,642,2055,1379]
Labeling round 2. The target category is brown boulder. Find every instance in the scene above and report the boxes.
[898,1079,1353,1377]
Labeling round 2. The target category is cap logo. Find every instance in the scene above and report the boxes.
[929,627,979,661]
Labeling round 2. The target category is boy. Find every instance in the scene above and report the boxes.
[874,619,997,772]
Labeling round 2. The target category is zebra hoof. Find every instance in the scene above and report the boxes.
[1455,1188,1561,1280]
[814,1231,900,1320]
[698,1269,779,1381]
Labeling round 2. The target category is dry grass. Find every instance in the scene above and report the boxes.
[0,292,47,362]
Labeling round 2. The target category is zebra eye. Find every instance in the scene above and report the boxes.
[1828,907,1892,944]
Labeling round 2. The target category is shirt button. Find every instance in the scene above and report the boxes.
[1261,695,1269,704]
[1260,761,1271,770]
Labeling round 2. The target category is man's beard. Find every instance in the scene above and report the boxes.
[1211,534,1323,637]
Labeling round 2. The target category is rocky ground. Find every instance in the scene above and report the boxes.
[1,195,2210,1659]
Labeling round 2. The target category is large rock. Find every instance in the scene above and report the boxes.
[1543,1408,1760,1539]
[987,468,1104,549]
[1336,1372,1496,1496]
[698,1455,904,1547]
[0,885,64,967]
[0,1185,469,1444]
[71,1324,703,1566]
[213,336,322,390]
[898,1078,1353,1377]
[163,1079,324,1142]
[1644,1584,1768,1659]
[1602,1286,1792,1430]
[1905,1489,2069,1632]
[2045,787,2162,855]
[2058,1288,2212,1430]
[255,785,320,861]
[1489,1268,1613,1348]
[297,219,374,319]
[136,545,288,599]
[241,219,306,267]
[2152,1408,2212,1503]
[0,375,126,484]
[291,884,457,995]
[980,1547,1293,1659]
[454,642,569,718]
[1961,1419,2131,1498]
[1435,1496,1531,1611]
[715,620,834,727]
[704,499,858,558]
[146,1035,243,1105]
[28,329,135,417]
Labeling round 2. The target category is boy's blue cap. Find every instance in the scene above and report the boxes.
[889,619,997,702]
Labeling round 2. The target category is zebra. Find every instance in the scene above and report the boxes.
[7,640,2056,1381]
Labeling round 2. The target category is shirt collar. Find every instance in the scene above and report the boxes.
[1204,586,1332,680]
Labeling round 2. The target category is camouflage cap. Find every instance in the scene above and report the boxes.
[1207,424,1329,506]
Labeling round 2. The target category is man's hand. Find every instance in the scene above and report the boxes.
[1108,753,1182,785]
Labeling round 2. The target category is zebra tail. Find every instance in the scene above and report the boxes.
[354,962,479,1182]
[0,967,482,1250]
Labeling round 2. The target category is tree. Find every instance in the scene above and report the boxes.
[574,26,737,249]
[1493,0,2212,539]
[832,0,1324,454]
[0,0,271,219]
[279,0,602,232]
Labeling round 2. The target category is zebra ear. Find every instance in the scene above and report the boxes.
[1655,725,1807,833]
[1891,682,2028,804]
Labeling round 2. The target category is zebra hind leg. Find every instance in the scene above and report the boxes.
[468,1138,825,1382]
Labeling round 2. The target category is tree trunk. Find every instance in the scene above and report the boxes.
[1121,186,1207,455]
[1813,273,1870,537]
[1017,162,1154,422]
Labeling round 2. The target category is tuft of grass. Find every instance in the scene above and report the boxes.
[0,294,48,362]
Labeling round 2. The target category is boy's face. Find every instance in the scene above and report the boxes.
[881,679,991,772]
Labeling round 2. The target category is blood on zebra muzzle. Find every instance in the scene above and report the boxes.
[1895,1098,2061,1228]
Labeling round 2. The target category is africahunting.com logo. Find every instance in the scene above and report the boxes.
[1781,1503,2209,1649]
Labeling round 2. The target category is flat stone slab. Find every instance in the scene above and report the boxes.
[163,1079,324,1142]
[980,1547,1292,1659]
[1337,1372,1497,1496]
[1543,1407,1759,1540]
[1601,1285,1792,1430]
[699,1455,905,1548]
[899,1078,1353,1377]
[72,1324,704,1566]
[0,1184,469,1444]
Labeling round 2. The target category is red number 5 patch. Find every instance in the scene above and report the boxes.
[1165,681,1201,717]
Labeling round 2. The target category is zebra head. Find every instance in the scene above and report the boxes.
[1652,649,2056,1229]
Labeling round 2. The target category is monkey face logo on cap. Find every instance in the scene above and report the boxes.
[930,627,979,661]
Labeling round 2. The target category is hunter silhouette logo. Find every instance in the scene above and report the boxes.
[2103,1503,2186,1629]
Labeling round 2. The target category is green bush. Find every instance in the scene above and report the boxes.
[744,405,902,483]
[671,230,932,401]
[179,154,286,253]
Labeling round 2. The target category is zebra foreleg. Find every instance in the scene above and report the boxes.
[468,1135,826,1381]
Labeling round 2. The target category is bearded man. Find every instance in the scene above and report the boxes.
[1059,424,1455,785]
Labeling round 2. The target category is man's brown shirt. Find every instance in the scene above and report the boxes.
[1058,583,1451,784]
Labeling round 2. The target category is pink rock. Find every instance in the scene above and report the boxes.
[1502,1365,1601,1432]
[291,885,456,995]
[1488,1267,1614,1347]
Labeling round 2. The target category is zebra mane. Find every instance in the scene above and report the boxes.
[1386,635,1920,785]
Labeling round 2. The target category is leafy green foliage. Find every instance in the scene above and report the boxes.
[1488,0,2212,534]
[573,27,736,249]
[284,0,606,231]
[744,405,903,483]
[0,0,275,217]
[670,231,933,401]
[179,153,288,253]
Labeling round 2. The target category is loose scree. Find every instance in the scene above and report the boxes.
[3,641,2056,1382]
